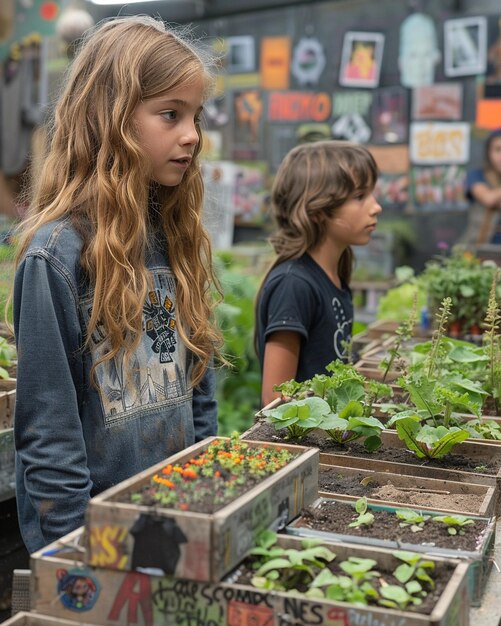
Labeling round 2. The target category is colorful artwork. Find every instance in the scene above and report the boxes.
[444,16,487,77]
[339,31,384,88]
[374,173,409,209]
[268,91,331,122]
[291,36,325,86]
[371,87,408,144]
[332,91,372,117]
[412,83,463,120]
[232,90,263,159]
[233,162,267,225]
[56,568,100,612]
[411,165,467,210]
[260,36,291,90]
[410,122,470,165]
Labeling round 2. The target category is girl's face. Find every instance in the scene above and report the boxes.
[133,77,204,187]
[488,136,501,175]
[324,190,382,248]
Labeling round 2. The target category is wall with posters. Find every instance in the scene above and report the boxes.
[193,0,501,266]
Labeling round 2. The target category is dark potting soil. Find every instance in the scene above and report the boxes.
[317,466,485,513]
[227,552,455,616]
[247,421,500,474]
[293,498,488,552]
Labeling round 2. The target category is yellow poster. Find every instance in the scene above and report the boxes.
[260,36,291,90]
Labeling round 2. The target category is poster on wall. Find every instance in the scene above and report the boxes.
[201,161,237,250]
[412,83,463,120]
[232,90,263,160]
[476,98,501,129]
[232,162,268,225]
[409,122,470,164]
[444,16,487,77]
[268,91,331,122]
[371,87,408,144]
[260,36,291,90]
[291,37,326,86]
[226,36,255,73]
[339,31,384,88]
[369,145,409,209]
[410,165,468,210]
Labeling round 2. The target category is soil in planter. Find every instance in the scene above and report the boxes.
[228,553,455,616]
[318,467,485,512]
[295,499,488,552]
[249,421,500,474]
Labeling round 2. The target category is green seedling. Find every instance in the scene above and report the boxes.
[349,497,375,528]
[395,508,431,533]
[432,514,475,536]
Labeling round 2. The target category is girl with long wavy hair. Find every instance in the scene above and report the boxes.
[12,15,223,553]
[255,141,382,406]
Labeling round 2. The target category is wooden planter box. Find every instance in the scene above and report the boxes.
[354,360,402,382]
[1,613,100,626]
[31,527,470,626]
[365,319,433,340]
[318,460,496,517]
[0,378,16,429]
[286,496,496,607]
[84,436,319,582]
[0,427,15,501]
[242,419,501,515]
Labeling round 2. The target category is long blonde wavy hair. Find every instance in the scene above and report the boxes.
[254,140,378,353]
[15,16,223,386]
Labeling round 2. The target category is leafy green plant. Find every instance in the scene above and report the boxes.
[262,396,330,440]
[348,497,375,528]
[432,514,474,536]
[481,271,501,414]
[393,416,469,459]
[213,253,262,435]
[0,336,16,379]
[420,249,500,332]
[395,508,431,533]
[249,531,336,592]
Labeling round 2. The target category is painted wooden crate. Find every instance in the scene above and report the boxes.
[1,612,100,626]
[84,436,319,582]
[0,378,16,430]
[30,527,470,626]
[286,496,496,607]
[0,427,15,501]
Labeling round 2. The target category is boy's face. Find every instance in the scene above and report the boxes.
[133,77,204,187]
[324,190,382,248]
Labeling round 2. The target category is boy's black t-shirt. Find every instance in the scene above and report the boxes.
[256,253,353,383]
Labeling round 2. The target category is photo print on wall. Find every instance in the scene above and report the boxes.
[339,31,384,88]
[444,16,487,77]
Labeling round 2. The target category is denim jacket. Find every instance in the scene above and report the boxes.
[13,218,217,553]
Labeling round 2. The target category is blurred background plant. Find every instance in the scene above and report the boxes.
[214,250,263,435]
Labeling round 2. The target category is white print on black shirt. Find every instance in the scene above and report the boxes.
[332,296,352,360]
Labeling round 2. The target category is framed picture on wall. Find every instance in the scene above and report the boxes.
[444,16,487,77]
[226,36,255,73]
[339,31,384,88]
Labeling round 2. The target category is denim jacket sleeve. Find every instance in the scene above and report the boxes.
[13,251,92,547]
[192,362,218,442]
